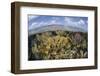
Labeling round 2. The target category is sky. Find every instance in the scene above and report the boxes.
[28,15,88,32]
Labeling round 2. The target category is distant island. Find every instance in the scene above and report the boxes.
[29,24,87,36]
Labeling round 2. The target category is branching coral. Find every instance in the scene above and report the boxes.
[29,30,88,60]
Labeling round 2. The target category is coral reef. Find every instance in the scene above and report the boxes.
[28,30,88,60]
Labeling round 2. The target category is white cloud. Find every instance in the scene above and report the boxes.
[29,22,37,30]
[78,19,85,25]
[29,16,87,32]
[28,15,39,21]
[50,20,57,24]
[29,21,49,30]
[64,17,71,23]
[64,17,87,31]
[64,17,86,27]
[29,19,58,30]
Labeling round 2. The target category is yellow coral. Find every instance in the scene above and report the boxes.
[31,30,87,59]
